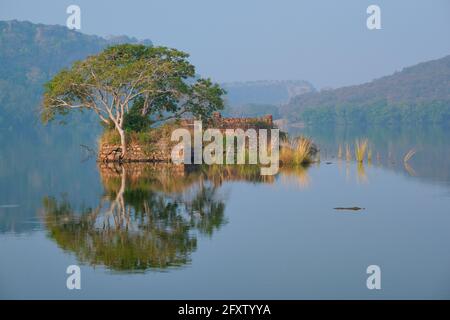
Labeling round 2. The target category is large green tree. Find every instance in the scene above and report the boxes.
[42,44,225,158]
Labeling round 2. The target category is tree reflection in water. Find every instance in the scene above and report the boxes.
[42,164,231,272]
[41,163,306,272]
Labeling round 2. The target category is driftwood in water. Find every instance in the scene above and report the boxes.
[333,207,365,211]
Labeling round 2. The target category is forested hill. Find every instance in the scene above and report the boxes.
[0,20,152,131]
[222,80,314,106]
[221,80,314,120]
[281,55,450,125]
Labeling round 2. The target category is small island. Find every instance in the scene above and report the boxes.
[41,43,317,169]
[97,113,275,163]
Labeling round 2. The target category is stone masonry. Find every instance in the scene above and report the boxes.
[97,113,274,163]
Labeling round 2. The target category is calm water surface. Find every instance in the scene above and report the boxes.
[1,125,450,299]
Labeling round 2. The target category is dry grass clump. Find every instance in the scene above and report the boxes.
[99,129,121,145]
[279,137,315,165]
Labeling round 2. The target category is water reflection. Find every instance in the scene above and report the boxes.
[404,161,417,176]
[356,163,368,184]
[287,124,450,186]
[39,163,318,272]
[41,164,229,272]
[278,165,310,188]
[3,124,450,298]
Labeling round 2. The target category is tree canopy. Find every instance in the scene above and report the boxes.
[42,44,226,157]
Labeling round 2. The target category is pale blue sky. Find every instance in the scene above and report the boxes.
[1,0,449,88]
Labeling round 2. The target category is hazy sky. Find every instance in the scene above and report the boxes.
[1,0,449,88]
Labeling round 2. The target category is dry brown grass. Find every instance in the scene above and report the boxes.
[279,137,314,165]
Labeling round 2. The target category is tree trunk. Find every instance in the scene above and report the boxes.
[117,127,127,161]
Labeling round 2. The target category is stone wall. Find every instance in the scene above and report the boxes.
[180,113,273,131]
[98,113,275,163]
[98,140,172,163]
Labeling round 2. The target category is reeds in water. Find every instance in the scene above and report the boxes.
[403,148,417,176]
[345,144,351,162]
[367,148,372,164]
[354,139,368,163]
[403,148,416,163]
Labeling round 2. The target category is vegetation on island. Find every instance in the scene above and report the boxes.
[41,44,226,159]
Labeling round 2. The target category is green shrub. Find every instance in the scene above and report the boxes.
[123,100,152,132]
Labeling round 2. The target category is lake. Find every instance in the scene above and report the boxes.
[1,124,450,299]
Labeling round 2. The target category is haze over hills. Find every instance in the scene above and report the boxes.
[1,20,448,133]
[281,55,450,125]
[220,80,315,119]
[0,20,152,131]
[222,80,315,106]
[0,20,311,131]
